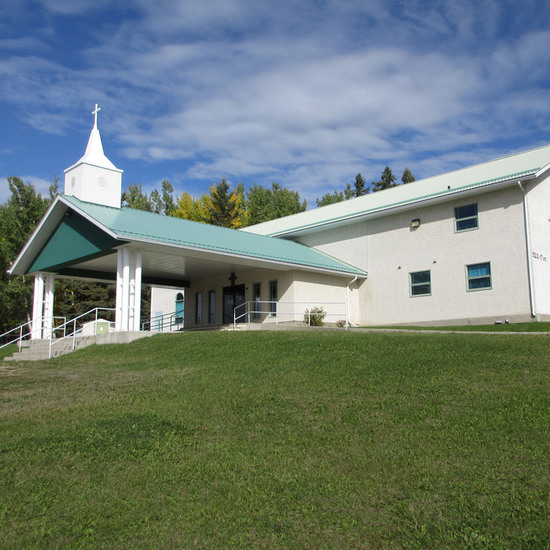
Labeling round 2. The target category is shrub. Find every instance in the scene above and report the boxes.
[304,307,326,327]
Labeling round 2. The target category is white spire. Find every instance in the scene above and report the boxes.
[63,104,123,208]
[72,103,118,171]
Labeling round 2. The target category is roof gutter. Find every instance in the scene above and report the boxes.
[517,180,536,318]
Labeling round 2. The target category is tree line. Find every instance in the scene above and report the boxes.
[316,166,415,207]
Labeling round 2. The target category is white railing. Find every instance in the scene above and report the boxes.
[0,317,66,351]
[49,308,115,358]
[141,311,184,332]
[233,301,348,330]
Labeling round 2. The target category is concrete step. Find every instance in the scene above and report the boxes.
[4,335,98,362]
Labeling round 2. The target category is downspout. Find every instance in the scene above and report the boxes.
[346,276,358,329]
[517,181,536,318]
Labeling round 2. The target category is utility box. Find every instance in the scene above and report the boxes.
[82,319,113,336]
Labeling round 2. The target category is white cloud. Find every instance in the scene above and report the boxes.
[0,0,548,205]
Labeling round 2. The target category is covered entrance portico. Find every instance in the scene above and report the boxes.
[9,194,367,339]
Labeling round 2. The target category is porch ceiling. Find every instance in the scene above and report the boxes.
[55,241,305,287]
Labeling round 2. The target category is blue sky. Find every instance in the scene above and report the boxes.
[1,0,549,207]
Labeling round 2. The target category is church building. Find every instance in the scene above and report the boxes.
[8,106,550,337]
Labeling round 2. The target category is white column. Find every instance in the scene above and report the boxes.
[115,248,124,331]
[31,273,45,339]
[43,274,55,339]
[115,247,143,332]
[133,251,142,331]
[121,247,130,331]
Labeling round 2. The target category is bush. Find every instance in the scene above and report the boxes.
[304,307,326,327]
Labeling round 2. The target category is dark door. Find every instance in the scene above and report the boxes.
[223,284,245,324]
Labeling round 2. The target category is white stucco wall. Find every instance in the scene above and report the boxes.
[150,287,185,330]
[296,185,533,325]
[184,268,356,327]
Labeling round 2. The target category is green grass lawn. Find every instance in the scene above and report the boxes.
[363,322,550,332]
[1,331,549,548]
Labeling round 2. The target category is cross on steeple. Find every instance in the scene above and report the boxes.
[92,104,101,128]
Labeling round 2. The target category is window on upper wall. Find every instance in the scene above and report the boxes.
[455,203,478,232]
[410,270,431,297]
[466,262,491,291]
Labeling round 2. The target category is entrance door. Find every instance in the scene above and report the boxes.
[223,284,245,324]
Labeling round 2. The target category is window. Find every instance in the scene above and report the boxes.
[175,292,184,324]
[455,203,478,232]
[410,270,431,296]
[268,280,278,316]
[195,292,203,324]
[252,283,261,319]
[208,290,216,324]
[467,262,491,290]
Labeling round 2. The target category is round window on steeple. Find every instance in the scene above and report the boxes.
[71,176,76,188]
[98,176,107,187]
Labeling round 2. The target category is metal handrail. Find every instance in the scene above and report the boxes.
[49,308,115,358]
[0,317,66,351]
[233,300,348,330]
[141,310,184,332]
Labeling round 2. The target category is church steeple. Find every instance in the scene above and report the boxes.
[64,104,123,208]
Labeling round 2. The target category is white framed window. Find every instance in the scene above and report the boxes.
[252,283,261,320]
[410,270,431,297]
[268,280,278,315]
[455,203,478,232]
[195,292,203,324]
[208,290,216,324]
[466,262,491,291]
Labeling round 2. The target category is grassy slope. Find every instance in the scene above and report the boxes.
[1,331,549,549]
[363,322,550,332]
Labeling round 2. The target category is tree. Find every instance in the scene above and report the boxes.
[161,180,176,216]
[352,173,369,197]
[341,173,369,202]
[121,184,153,211]
[246,183,306,226]
[401,167,415,184]
[316,190,344,207]
[174,191,210,222]
[372,166,397,193]
[0,178,49,333]
[203,178,247,228]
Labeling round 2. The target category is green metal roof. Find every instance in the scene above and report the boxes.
[243,143,550,237]
[61,195,366,277]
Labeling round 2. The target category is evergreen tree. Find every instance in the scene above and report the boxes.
[203,178,246,228]
[372,166,397,193]
[353,173,369,196]
[401,167,415,184]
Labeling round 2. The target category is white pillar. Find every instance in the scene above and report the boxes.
[43,274,55,339]
[115,248,124,331]
[133,251,142,331]
[115,246,143,332]
[31,273,45,339]
[121,247,130,331]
